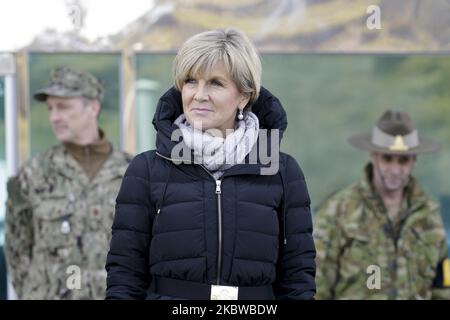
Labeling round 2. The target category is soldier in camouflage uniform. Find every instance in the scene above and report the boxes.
[4,67,132,299]
[314,110,450,299]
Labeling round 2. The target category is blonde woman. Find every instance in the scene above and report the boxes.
[106,28,316,300]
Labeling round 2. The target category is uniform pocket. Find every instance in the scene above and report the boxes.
[338,228,374,286]
[342,229,372,259]
[405,227,440,298]
[34,192,75,250]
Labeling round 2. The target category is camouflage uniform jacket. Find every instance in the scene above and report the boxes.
[314,164,449,299]
[5,144,131,299]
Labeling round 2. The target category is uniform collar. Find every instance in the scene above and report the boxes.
[49,131,126,185]
[62,129,111,159]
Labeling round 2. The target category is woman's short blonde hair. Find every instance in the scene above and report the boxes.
[173,27,262,107]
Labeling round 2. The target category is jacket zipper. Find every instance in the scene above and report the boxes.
[156,152,224,285]
[153,208,161,233]
[215,180,223,284]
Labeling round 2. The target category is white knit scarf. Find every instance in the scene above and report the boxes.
[174,112,260,179]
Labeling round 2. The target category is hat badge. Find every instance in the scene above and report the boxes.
[389,135,409,152]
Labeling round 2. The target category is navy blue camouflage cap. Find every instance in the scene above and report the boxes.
[34,66,104,102]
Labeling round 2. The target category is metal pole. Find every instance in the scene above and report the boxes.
[5,74,17,177]
[4,73,18,300]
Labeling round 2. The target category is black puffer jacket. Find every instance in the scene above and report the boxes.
[105,87,316,300]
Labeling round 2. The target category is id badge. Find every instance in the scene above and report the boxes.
[210,285,239,300]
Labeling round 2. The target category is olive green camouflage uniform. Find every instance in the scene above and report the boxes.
[5,145,131,299]
[314,164,450,299]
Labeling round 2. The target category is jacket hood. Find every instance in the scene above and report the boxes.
[152,86,288,158]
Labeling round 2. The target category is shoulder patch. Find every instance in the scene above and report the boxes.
[443,258,450,287]
[433,258,450,288]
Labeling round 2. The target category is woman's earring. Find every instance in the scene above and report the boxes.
[237,109,244,120]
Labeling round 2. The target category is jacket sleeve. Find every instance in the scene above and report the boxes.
[4,174,34,298]
[105,153,154,299]
[313,196,345,300]
[273,155,316,300]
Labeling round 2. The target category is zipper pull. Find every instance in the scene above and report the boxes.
[215,180,222,194]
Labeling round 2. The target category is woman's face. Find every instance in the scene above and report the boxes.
[181,62,249,136]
